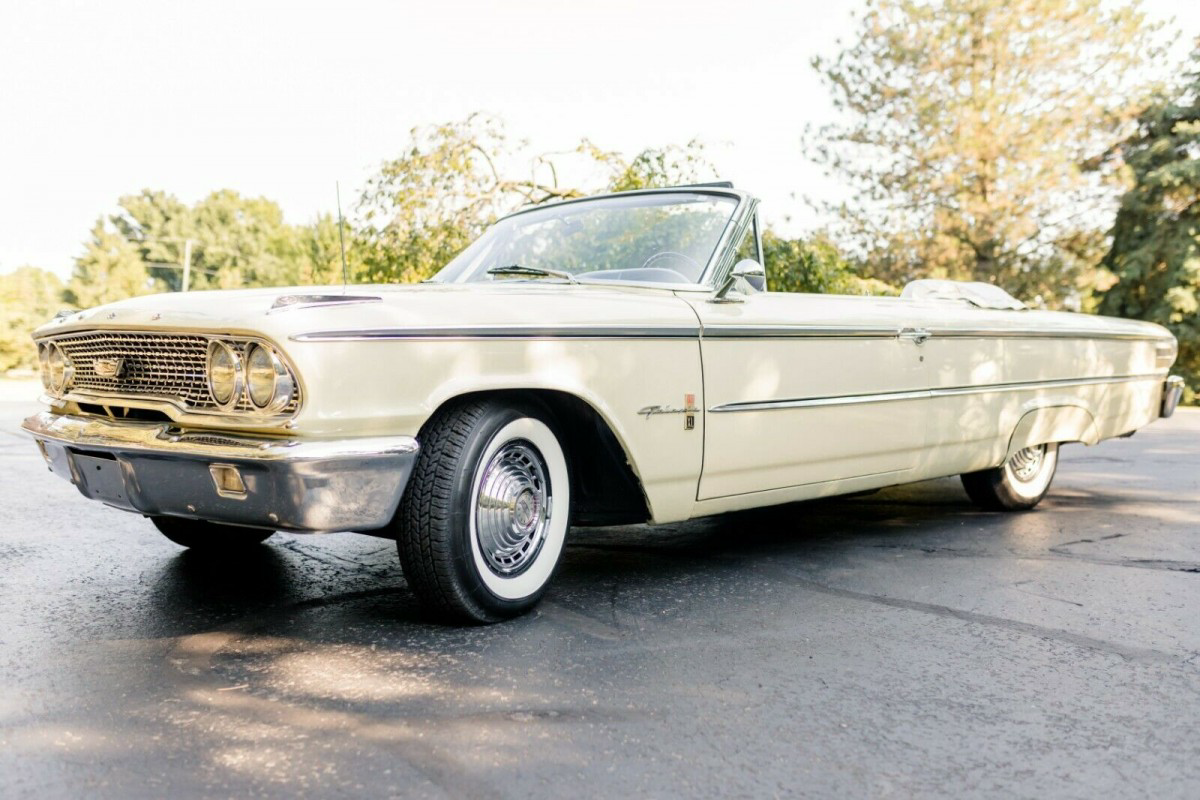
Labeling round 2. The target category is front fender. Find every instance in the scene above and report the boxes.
[285,336,706,523]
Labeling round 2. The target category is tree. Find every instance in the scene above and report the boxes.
[0,267,65,372]
[357,114,718,283]
[764,232,896,296]
[111,189,314,291]
[65,189,353,307]
[299,213,363,286]
[1097,50,1200,399]
[107,190,192,291]
[602,140,714,192]
[809,0,1168,305]
[358,115,552,284]
[64,221,157,308]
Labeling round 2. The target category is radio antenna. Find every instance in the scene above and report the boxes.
[336,181,349,292]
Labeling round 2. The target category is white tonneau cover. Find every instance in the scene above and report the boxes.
[901,279,1026,311]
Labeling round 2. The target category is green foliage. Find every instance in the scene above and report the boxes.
[1097,51,1200,400]
[64,221,157,308]
[299,213,364,286]
[763,232,896,296]
[0,113,907,374]
[357,114,719,283]
[109,189,331,291]
[809,0,1168,306]
[604,140,713,193]
[358,114,561,284]
[0,267,64,371]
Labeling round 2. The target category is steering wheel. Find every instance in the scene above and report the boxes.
[640,250,703,279]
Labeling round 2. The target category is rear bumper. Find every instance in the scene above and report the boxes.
[1161,376,1185,418]
[21,411,419,533]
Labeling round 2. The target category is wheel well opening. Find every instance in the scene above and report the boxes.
[423,389,651,526]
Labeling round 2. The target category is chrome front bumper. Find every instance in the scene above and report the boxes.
[21,411,419,533]
[1162,375,1185,418]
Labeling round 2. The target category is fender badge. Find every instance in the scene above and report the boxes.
[638,394,699,430]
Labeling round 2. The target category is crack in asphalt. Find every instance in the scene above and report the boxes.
[537,600,624,641]
[1011,580,1085,608]
[562,543,1198,665]
[275,538,396,577]
[752,563,1188,667]
[868,542,1200,575]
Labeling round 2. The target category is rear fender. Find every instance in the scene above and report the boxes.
[1005,404,1099,459]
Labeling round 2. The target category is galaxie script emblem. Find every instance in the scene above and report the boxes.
[638,394,698,430]
[94,357,126,379]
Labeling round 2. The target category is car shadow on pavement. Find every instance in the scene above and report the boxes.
[134,478,990,641]
[20,465,1191,799]
[135,471,1189,646]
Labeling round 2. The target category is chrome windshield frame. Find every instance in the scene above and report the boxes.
[434,187,756,291]
[698,193,760,290]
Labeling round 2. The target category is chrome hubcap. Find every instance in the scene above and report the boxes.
[1008,445,1046,482]
[475,440,552,576]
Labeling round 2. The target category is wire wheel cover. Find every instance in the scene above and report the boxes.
[475,440,552,576]
[1007,445,1047,482]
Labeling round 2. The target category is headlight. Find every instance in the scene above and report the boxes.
[46,343,72,395]
[37,343,50,391]
[245,343,293,411]
[206,341,242,409]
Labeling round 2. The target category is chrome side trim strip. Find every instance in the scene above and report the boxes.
[708,373,1165,413]
[294,324,1166,343]
[702,325,900,339]
[700,325,1166,342]
[928,328,1163,341]
[292,326,701,342]
[929,373,1160,397]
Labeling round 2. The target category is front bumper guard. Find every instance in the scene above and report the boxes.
[21,411,419,533]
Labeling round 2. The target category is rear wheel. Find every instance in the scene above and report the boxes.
[395,398,570,624]
[151,516,274,549]
[961,443,1059,511]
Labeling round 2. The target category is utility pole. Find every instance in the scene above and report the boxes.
[181,239,192,292]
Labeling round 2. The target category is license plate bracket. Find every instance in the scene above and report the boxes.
[71,452,130,506]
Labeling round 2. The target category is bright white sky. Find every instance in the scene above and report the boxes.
[1,0,1195,278]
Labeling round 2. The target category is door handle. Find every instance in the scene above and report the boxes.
[899,327,931,345]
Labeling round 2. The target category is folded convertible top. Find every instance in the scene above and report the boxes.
[901,279,1026,310]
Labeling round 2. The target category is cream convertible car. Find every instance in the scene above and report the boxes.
[24,186,1184,622]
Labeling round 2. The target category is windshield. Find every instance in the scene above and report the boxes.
[432,192,738,285]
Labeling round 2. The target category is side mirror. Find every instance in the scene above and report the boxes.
[712,259,766,302]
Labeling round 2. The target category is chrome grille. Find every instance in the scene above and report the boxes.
[51,331,299,415]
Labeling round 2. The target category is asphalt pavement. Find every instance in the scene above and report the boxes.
[1,397,1198,799]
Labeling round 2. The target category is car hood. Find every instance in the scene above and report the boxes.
[34,282,706,342]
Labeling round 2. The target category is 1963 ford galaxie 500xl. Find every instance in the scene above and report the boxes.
[22,186,1185,622]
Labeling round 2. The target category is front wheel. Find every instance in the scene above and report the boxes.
[395,398,571,624]
[961,443,1059,511]
[151,516,274,549]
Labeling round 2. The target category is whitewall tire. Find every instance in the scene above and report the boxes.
[961,443,1060,511]
[395,398,571,623]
